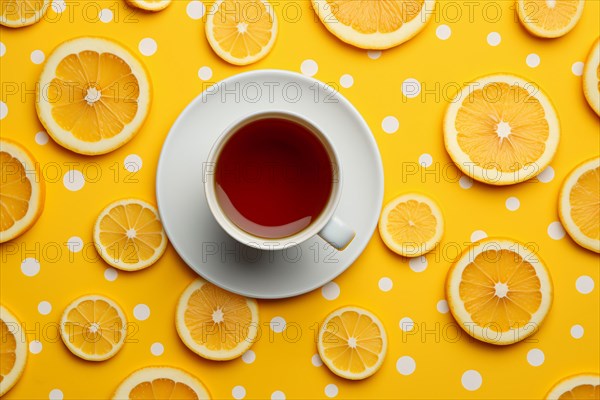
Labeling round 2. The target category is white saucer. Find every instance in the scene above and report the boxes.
[156,70,383,299]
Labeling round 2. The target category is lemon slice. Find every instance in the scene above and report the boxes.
[205,0,278,65]
[583,38,600,116]
[559,157,600,253]
[0,305,27,396]
[176,279,259,361]
[60,295,127,361]
[317,306,387,380]
[93,199,168,271]
[0,0,49,27]
[446,238,553,345]
[0,139,45,243]
[546,373,600,399]
[517,0,584,38]
[378,193,443,257]
[126,0,171,11]
[311,0,435,50]
[36,37,151,155]
[444,74,560,185]
[113,367,210,399]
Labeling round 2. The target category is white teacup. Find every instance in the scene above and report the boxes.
[204,110,355,251]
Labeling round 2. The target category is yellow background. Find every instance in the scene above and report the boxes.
[1,0,599,398]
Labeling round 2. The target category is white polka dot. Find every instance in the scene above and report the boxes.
[526,53,541,68]
[104,268,118,282]
[30,50,45,64]
[382,116,399,134]
[0,101,7,120]
[487,32,501,46]
[52,0,66,13]
[321,282,340,300]
[63,170,85,191]
[301,59,318,76]
[186,1,205,19]
[537,166,555,183]
[150,342,164,356]
[35,131,49,145]
[505,197,520,211]
[49,389,64,400]
[436,24,451,40]
[399,317,414,332]
[527,348,545,366]
[462,370,482,391]
[437,300,449,314]
[271,390,286,400]
[367,50,381,59]
[396,356,416,375]
[124,154,143,173]
[311,353,323,367]
[419,153,433,168]
[402,78,421,98]
[198,66,213,81]
[570,324,584,339]
[409,256,427,272]
[571,61,584,76]
[576,276,595,294]
[21,258,40,277]
[38,301,52,315]
[242,350,256,364]
[339,74,354,88]
[547,221,565,240]
[99,8,113,23]
[324,384,338,398]
[139,38,157,56]
[459,176,473,189]
[29,340,42,354]
[378,277,393,292]
[66,236,83,252]
[470,230,487,242]
[133,304,150,321]
[0,42,5,57]
[270,316,286,333]
[232,386,246,400]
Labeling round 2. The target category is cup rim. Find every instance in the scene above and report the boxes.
[204,110,342,250]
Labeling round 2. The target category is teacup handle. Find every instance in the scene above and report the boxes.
[318,215,355,251]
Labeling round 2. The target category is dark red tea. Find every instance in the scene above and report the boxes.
[215,117,334,239]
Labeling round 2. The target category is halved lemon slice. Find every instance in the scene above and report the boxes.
[36,37,151,155]
[176,279,259,361]
[93,199,168,271]
[0,0,49,28]
[205,0,278,65]
[126,0,171,11]
[113,367,211,399]
[379,193,443,257]
[516,0,584,38]
[444,74,560,185]
[546,373,600,399]
[0,305,27,396]
[446,238,553,345]
[583,38,600,116]
[0,139,45,243]
[317,306,387,380]
[559,157,600,253]
[311,0,435,50]
[60,295,127,361]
